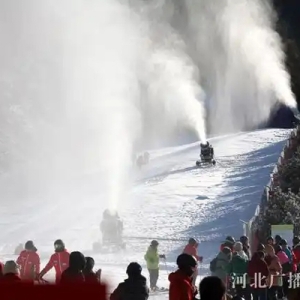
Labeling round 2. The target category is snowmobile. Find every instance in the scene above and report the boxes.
[196,141,216,166]
[92,209,126,253]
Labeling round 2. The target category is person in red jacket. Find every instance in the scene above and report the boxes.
[182,238,203,285]
[38,239,69,283]
[247,251,269,300]
[169,253,198,300]
[292,236,300,271]
[16,240,40,280]
[60,251,85,284]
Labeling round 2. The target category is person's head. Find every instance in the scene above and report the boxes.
[222,246,232,259]
[85,257,95,272]
[275,235,282,245]
[240,236,248,245]
[266,236,274,245]
[150,240,159,248]
[265,244,275,256]
[4,261,19,275]
[252,251,265,261]
[188,238,197,246]
[233,242,243,252]
[54,239,65,253]
[69,251,86,271]
[280,239,288,249]
[25,240,37,252]
[126,262,142,278]
[257,243,265,252]
[199,276,226,300]
[257,251,265,260]
[176,253,197,277]
[225,236,235,244]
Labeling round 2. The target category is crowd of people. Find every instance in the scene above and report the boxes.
[1,233,300,299]
[0,239,100,284]
[209,234,300,300]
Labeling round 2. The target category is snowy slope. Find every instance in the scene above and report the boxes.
[0,128,291,298]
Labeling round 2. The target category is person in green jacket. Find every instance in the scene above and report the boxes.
[211,247,232,283]
[227,242,250,300]
[144,240,165,291]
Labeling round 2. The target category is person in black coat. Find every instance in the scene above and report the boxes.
[60,251,85,283]
[110,262,149,300]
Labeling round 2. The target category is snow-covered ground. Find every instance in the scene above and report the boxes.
[0,128,291,299]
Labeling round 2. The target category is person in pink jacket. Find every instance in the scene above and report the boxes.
[182,238,203,285]
[275,245,290,266]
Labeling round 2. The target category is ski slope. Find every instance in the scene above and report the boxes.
[0,128,291,298]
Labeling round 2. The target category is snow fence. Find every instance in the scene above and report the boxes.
[244,125,300,253]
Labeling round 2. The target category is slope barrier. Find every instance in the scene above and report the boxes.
[244,125,300,254]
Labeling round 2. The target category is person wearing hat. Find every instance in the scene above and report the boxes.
[220,236,235,252]
[144,240,165,291]
[16,240,40,280]
[169,254,198,300]
[110,262,149,300]
[38,239,70,284]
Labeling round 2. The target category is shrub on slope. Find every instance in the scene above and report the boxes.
[265,188,300,225]
[278,147,300,193]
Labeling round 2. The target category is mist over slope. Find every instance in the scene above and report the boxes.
[0,0,296,208]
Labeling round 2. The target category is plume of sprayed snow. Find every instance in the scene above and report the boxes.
[56,0,143,209]
[167,0,297,134]
[0,0,142,208]
[132,0,207,144]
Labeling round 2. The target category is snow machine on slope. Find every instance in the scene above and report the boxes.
[92,209,126,253]
[196,142,216,166]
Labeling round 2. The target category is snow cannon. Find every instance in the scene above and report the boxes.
[196,142,216,167]
[95,209,125,253]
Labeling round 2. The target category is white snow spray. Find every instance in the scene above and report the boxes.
[131,0,207,145]
[0,0,142,210]
[166,0,297,134]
